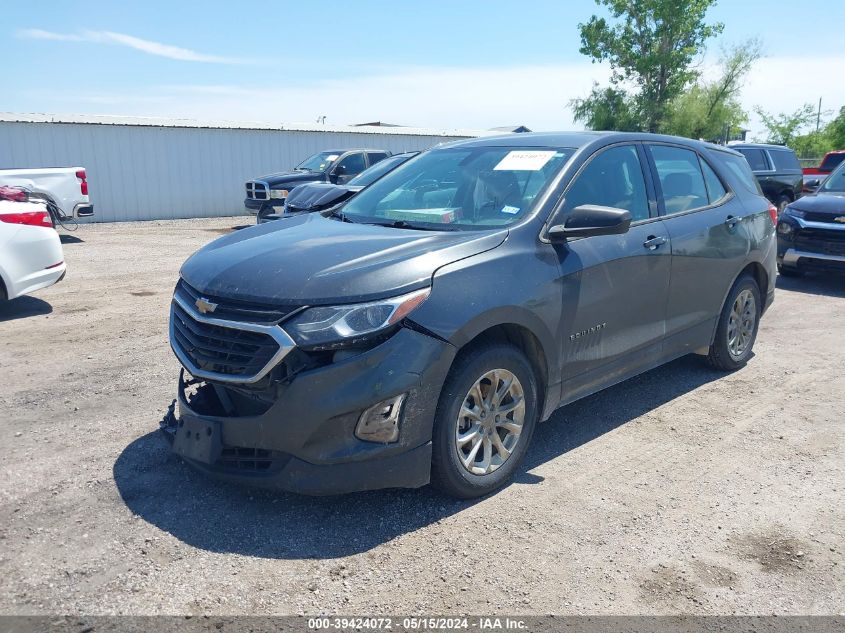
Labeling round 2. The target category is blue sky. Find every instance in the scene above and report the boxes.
[4,0,844,135]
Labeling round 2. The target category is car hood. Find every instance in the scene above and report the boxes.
[255,171,325,187]
[285,183,362,213]
[180,213,507,305]
[792,192,845,215]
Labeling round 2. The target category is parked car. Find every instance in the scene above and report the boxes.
[163,132,776,498]
[244,149,391,222]
[259,152,420,223]
[0,167,93,220]
[0,192,66,301]
[777,159,845,276]
[803,150,845,178]
[731,143,803,213]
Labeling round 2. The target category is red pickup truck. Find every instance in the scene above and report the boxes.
[803,151,845,192]
[804,150,845,176]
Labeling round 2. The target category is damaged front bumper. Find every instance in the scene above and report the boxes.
[160,327,455,495]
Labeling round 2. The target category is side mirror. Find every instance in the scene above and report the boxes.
[806,178,820,187]
[547,204,632,242]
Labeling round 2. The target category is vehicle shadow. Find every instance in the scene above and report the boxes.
[59,233,84,244]
[0,295,53,322]
[776,274,845,298]
[113,355,723,560]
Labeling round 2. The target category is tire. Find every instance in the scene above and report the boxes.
[777,263,804,278]
[430,342,539,499]
[776,195,791,216]
[705,275,762,371]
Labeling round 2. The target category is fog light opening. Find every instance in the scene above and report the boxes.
[355,394,406,444]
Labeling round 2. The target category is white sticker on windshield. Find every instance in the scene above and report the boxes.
[501,205,521,215]
[325,155,339,162]
[494,150,557,171]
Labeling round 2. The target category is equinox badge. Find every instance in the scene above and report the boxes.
[195,297,218,314]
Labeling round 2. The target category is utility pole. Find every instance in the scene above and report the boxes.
[816,97,822,133]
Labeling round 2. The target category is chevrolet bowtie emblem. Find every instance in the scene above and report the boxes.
[195,298,218,314]
[835,216,845,223]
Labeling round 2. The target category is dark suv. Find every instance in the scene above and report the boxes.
[777,160,845,276]
[163,132,776,499]
[732,143,803,214]
[244,149,391,222]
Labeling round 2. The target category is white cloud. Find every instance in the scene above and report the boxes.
[17,28,248,64]
[15,55,845,135]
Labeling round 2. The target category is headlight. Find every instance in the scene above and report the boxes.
[783,206,805,219]
[269,189,289,199]
[285,288,430,351]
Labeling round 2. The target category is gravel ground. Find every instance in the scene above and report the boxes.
[0,217,843,616]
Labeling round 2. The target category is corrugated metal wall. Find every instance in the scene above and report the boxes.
[0,122,470,222]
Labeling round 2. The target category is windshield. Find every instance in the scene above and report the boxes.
[820,162,845,192]
[348,154,415,187]
[341,146,574,230]
[296,151,342,172]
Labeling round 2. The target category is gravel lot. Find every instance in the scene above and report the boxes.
[0,217,843,616]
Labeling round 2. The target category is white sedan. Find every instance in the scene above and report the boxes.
[0,198,66,300]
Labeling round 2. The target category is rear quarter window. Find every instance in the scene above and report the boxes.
[769,149,801,171]
[713,151,764,196]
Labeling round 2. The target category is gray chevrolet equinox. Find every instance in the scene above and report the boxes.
[162,132,777,499]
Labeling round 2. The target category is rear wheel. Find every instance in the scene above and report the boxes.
[431,343,538,499]
[705,275,761,371]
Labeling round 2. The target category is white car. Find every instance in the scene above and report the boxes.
[0,198,66,300]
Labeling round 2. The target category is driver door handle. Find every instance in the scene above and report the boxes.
[643,235,667,250]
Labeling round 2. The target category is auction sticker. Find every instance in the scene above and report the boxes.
[494,150,556,171]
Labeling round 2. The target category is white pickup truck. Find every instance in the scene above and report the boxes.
[0,167,93,220]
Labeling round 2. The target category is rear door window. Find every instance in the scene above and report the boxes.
[736,148,770,172]
[647,145,709,214]
[769,149,801,171]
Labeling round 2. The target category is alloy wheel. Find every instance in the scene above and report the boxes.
[455,369,525,475]
[727,289,756,359]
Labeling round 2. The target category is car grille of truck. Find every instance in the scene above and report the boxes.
[171,301,281,377]
[245,181,268,200]
[795,229,845,257]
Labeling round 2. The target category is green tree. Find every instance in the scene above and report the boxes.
[754,103,819,147]
[576,0,724,132]
[663,40,761,141]
[570,84,641,131]
[825,107,845,149]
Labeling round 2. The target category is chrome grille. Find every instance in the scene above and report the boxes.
[168,283,297,384]
[245,180,268,200]
[176,280,299,324]
[171,302,280,377]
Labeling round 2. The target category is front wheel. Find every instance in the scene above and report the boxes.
[705,275,761,371]
[430,343,538,499]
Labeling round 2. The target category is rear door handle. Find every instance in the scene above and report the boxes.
[643,235,667,250]
[725,215,740,228]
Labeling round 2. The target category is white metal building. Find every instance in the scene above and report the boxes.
[0,114,489,222]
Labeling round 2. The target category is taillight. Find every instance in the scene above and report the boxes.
[0,186,27,202]
[0,211,53,228]
[76,169,88,196]
[767,204,778,226]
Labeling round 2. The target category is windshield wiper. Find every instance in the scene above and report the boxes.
[327,207,355,223]
[368,220,458,231]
